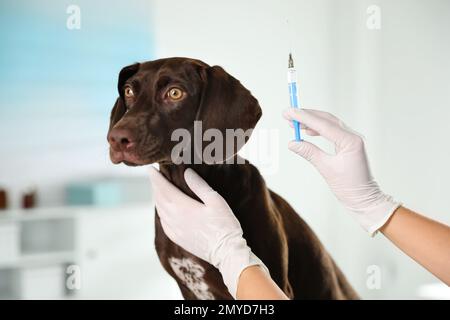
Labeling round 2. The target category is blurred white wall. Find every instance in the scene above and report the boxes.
[152,0,450,298]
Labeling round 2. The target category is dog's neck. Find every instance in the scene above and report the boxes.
[158,155,245,202]
[159,164,200,200]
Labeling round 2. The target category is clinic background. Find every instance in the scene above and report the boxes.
[0,0,449,299]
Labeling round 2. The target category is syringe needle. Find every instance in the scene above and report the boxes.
[288,53,294,68]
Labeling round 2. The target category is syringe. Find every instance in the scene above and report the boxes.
[287,53,301,141]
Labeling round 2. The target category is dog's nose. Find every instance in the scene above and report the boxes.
[108,128,135,151]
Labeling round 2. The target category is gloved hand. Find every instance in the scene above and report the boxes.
[283,108,401,235]
[148,167,269,298]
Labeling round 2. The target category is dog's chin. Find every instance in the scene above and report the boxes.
[109,149,146,166]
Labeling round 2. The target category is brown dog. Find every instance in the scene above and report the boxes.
[107,57,358,299]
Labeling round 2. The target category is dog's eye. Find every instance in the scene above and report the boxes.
[124,86,134,98]
[167,87,184,101]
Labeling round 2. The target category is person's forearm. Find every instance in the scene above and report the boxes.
[236,266,289,300]
[380,206,450,285]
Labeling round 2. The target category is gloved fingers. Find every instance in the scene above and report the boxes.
[283,108,351,144]
[184,168,226,207]
[306,110,364,141]
[286,108,340,125]
[301,108,341,124]
[154,196,180,222]
[288,140,329,165]
[287,121,320,136]
[303,128,320,136]
[148,166,180,202]
[300,121,319,135]
[149,166,203,214]
[339,121,365,140]
[159,215,180,244]
[286,109,344,136]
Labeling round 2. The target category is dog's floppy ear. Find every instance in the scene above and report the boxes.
[109,63,140,129]
[195,66,262,163]
[117,63,140,96]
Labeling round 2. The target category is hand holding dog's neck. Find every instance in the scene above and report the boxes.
[159,163,212,202]
[158,155,243,202]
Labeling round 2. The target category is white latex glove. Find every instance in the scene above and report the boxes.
[283,108,401,235]
[148,166,269,298]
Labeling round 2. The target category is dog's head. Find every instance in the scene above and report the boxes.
[107,57,262,166]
